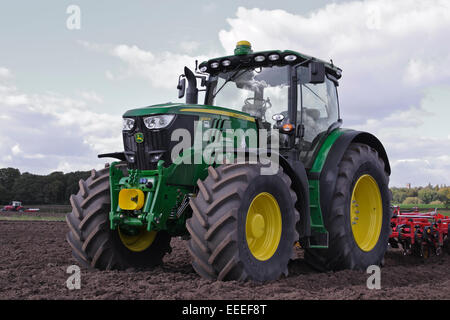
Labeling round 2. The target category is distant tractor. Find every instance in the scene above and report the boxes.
[66,41,392,281]
[1,201,25,212]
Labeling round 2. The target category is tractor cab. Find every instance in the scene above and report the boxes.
[184,41,343,167]
[11,201,22,207]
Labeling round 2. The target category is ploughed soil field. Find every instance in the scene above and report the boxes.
[1,220,449,300]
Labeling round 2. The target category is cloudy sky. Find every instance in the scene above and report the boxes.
[0,0,449,187]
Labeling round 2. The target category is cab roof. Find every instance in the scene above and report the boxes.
[198,47,342,80]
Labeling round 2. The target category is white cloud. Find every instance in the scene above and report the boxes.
[218,1,450,123]
[217,1,450,186]
[77,40,112,53]
[109,44,214,89]
[179,40,200,54]
[80,91,103,104]
[0,67,12,79]
[105,70,115,80]
[202,3,218,14]
[11,144,21,156]
[3,1,447,186]
[391,156,450,187]
[353,86,450,186]
[0,75,121,174]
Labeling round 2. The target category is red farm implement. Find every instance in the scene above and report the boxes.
[0,201,40,213]
[389,206,450,257]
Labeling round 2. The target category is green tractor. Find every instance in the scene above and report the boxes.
[66,41,392,281]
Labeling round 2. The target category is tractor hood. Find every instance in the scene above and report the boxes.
[123,103,255,123]
[123,102,187,117]
[113,102,257,171]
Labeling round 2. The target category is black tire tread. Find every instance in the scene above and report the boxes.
[187,164,300,281]
[66,165,170,270]
[305,143,392,271]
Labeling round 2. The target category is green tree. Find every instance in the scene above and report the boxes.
[402,197,423,205]
[405,188,418,198]
[64,171,91,201]
[0,167,21,204]
[392,189,407,204]
[418,188,438,204]
[437,187,450,206]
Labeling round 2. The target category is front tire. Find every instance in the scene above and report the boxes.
[66,165,171,270]
[305,143,392,271]
[187,164,299,281]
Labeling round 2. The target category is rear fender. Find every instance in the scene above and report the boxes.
[318,130,391,220]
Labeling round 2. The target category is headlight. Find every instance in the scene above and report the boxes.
[254,55,266,62]
[122,118,135,130]
[143,115,175,129]
[284,54,297,62]
[268,54,280,61]
[221,59,231,67]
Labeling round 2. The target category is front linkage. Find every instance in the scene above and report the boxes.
[109,160,192,237]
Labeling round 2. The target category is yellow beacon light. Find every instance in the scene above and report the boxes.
[237,40,251,46]
[234,40,252,55]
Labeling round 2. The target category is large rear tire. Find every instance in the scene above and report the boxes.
[187,163,299,281]
[66,164,171,270]
[305,143,392,271]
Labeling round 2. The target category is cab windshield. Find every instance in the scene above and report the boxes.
[206,66,290,126]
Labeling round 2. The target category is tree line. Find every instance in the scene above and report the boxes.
[1,166,449,207]
[391,184,450,206]
[0,167,90,205]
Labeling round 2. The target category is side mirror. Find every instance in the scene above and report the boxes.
[177,77,186,99]
[309,61,325,84]
[184,66,198,104]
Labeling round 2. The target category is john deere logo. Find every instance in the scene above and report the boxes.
[135,132,144,143]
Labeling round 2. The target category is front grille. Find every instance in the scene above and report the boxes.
[123,114,198,170]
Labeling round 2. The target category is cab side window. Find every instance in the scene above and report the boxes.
[297,67,339,147]
[297,67,340,167]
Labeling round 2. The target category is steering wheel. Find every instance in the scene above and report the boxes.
[244,97,272,109]
[242,97,272,121]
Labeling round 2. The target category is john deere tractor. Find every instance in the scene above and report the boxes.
[66,41,392,281]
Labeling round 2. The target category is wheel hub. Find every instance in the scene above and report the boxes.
[249,213,265,239]
[245,192,282,261]
[350,174,383,252]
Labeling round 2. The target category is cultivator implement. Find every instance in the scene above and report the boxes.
[389,206,450,257]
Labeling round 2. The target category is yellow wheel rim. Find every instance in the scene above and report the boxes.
[118,227,157,252]
[245,192,282,261]
[350,174,383,252]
